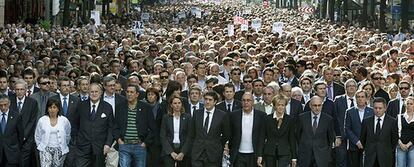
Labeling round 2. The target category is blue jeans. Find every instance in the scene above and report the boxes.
[396,145,414,167]
[119,144,146,167]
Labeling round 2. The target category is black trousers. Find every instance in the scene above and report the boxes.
[264,155,290,167]
[163,144,189,167]
[147,145,163,167]
[65,144,78,167]
[347,150,362,167]
[75,144,105,167]
[234,153,256,167]
[0,149,18,167]
[191,151,221,167]
[20,141,37,167]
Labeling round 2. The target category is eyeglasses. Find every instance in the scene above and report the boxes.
[160,76,169,79]
[40,82,50,85]
[372,77,381,80]
[400,87,410,90]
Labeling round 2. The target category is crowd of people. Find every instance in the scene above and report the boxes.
[0,1,414,167]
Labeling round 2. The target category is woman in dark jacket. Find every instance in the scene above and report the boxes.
[160,93,192,167]
[258,94,297,167]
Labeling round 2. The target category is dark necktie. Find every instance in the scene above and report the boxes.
[1,113,6,133]
[63,97,68,116]
[90,104,96,120]
[27,90,31,96]
[375,118,381,136]
[401,99,406,114]
[312,116,318,134]
[350,98,354,108]
[17,101,22,113]
[256,97,261,102]
[227,104,231,112]
[192,106,196,115]
[204,111,210,133]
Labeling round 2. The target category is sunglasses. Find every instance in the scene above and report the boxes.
[372,77,381,80]
[160,76,169,79]
[400,87,410,90]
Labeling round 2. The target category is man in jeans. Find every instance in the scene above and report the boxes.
[115,85,154,166]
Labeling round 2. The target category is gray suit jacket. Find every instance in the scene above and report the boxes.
[254,101,272,115]
[30,91,57,120]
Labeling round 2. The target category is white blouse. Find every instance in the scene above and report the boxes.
[35,116,71,154]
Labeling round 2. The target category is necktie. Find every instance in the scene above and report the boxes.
[375,118,381,135]
[192,106,196,114]
[227,104,231,112]
[401,99,406,114]
[350,98,354,108]
[256,97,261,102]
[327,85,333,100]
[17,101,22,112]
[312,116,318,134]
[90,104,96,120]
[1,113,6,133]
[204,111,210,133]
[27,90,32,96]
[63,97,68,116]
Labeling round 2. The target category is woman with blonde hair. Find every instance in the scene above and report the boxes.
[396,96,414,167]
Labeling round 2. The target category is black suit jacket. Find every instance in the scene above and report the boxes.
[234,90,245,101]
[386,98,403,119]
[190,108,230,163]
[115,100,154,148]
[296,112,335,167]
[101,94,127,116]
[0,110,24,164]
[360,115,398,167]
[374,88,390,103]
[345,107,374,151]
[216,100,242,113]
[8,95,37,143]
[72,100,118,154]
[288,98,303,119]
[304,98,335,116]
[333,82,345,98]
[184,101,204,117]
[258,113,296,159]
[333,95,352,138]
[160,113,192,156]
[229,110,266,163]
[49,94,80,124]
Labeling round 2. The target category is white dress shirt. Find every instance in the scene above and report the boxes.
[190,102,201,116]
[303,92,311,104]
[264,103,273,115]
[346,95,355,108]
[374,114,385,133]
[239,110,254,153]
[103,93,115,115]
[172,116,181,144]
[286,100,291,115]
[225,100,234,112]
[203,107,215,133]
[16,96,26,111]
[90,101,100,113]
[358,107,366,123]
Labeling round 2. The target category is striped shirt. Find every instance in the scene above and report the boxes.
[124,108,140,143]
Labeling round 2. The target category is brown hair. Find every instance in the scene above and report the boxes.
[167,93,185,116]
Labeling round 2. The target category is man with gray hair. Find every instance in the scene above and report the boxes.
[333,78,358,167]
[254,85,275,115]
[9,79,38,167]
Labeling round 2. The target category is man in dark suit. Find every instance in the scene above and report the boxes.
[254,86,276,115]
[281,83,303,119]
[22,68,40,97]
[0,94,23,167]
[333,79,358,167]
[0,70,13,96]
[280,64,299,87]
[229,67,244,92]
[48,76,80,167]
[110,59,128,90]
[8,80,38,167]
[190,91,230,167]
[360,97,398,167]
[235,75,254,101]
[72,83,118,167]
[299,76,314,105]
[185,84,204,117]
[297,96,335,167]
[345,90,374,167]
[30,75,57,120]
[76,76,90,102]
[229,92,266,166]
[216,83,242,113]
[116,85,154,166]
[386,81,411,119]
[304,81,335,116]
[321,66,345,101]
